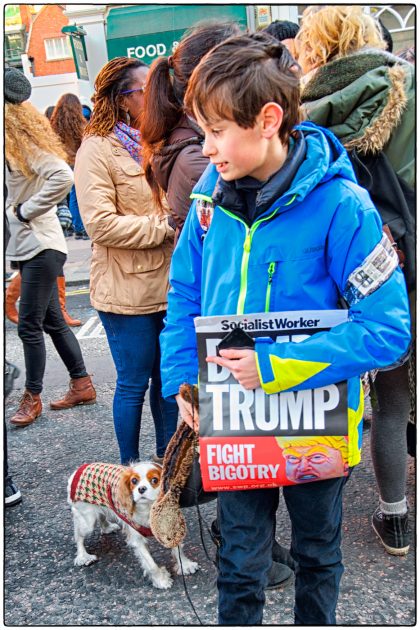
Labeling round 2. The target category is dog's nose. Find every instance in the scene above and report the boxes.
[138,486,147,495]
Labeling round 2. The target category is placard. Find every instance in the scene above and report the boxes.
[195,310,349,491]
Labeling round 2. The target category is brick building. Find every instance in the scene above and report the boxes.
[26,4,75,76]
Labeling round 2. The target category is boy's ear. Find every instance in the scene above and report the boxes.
[259,102,284,139]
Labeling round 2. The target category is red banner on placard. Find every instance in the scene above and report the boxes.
[199,435,349,491]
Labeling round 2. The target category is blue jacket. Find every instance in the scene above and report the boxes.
[160,123,411,467]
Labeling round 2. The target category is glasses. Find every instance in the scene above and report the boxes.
[120,87,145,95]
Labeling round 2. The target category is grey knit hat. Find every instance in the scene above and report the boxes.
[263,20,299,42]
[5,67,32,104]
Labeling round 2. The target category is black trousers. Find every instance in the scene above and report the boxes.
[18,249,87,394]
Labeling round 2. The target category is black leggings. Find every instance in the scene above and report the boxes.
[18,249,87,394]
[370,363,410,504]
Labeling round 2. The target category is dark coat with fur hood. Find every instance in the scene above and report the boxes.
[301,48,414,187]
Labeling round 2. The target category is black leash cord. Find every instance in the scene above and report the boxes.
[177,386,204,626]
[177,546,203,626]
[190,384,217,568]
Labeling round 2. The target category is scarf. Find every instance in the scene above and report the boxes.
[114,121,142,164]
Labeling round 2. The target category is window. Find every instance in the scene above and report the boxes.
[44,36,72,61]
[5,32,25,62]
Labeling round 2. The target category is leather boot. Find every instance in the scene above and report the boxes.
[57,276,82,327]
[10,390,42,427]
[50,375,96,410]
[5,273,21,324]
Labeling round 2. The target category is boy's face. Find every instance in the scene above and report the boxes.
[196,108,284,182]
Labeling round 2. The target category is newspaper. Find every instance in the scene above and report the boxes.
[195,310,349,491]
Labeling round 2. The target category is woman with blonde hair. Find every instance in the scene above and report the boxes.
[75,57,177,465]
[6,92,85,328]
[5,68,96,428]
[298,5,414,557]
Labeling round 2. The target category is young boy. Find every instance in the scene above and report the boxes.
[160,34,411,625]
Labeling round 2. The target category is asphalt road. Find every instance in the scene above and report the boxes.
[4,291,416,626]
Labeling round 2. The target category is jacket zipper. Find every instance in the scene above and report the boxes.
[219,206,280,314]
[192,192,296,315]
[265,262,276,312]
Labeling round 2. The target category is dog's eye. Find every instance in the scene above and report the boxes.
[131,477,139,486]
[150,477,159,486]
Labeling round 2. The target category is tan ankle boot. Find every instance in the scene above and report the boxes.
[57,276,82,327]
[10,390,42,427]
[6,273,21,325]
[50,375,96,410]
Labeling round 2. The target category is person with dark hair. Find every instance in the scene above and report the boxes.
[262,19,300,58]
[142,22,294,589]
[5,68,96,427]
[50,93,88,240]
[44,103,74,238]
[141,21,241,241]
[378,18,393,53]
[75,57,177,465]
[160,32,410,624]
[44,105,55,120]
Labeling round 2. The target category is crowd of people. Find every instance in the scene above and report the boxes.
[5,6,414,625]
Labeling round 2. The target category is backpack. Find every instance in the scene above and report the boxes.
[347,149,415,292]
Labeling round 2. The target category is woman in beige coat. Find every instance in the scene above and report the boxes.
[75,57,177,465]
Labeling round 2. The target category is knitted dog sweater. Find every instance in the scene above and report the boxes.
[70,463,152,536]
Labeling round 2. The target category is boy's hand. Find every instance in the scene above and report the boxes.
[176,394,200,432]
[206,349,261,390]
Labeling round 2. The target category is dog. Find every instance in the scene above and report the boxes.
[67,461,199,589]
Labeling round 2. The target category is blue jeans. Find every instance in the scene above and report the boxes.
[98,310,178,464]
[217,474,349,625]
[69,185,85,233]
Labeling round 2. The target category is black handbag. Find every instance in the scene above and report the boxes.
[179,450,217,508]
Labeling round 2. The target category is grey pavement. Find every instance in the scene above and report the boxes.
[62,234,92,286]
[4,243,416,626]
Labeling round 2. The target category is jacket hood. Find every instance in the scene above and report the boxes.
[192,122,357,209]
[151,115,203,193]
[302,50,412,155]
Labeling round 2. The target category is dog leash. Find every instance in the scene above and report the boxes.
[177,386,205,625]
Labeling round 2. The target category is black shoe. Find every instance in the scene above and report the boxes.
[74,231,84,240]
[372,507,410,556]
[210,519,293,590]
[272,539,296,571]
[265,561,294,590]
[5,361,20,398]
[5,477,22,507]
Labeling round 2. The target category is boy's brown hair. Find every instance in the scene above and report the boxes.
[184,33,301,144]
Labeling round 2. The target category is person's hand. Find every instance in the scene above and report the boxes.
[176,394,200,432]
[206,349,261,390]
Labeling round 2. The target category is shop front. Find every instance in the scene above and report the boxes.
[106,4,249,65]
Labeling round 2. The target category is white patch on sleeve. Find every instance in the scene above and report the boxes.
[343,234,399,305]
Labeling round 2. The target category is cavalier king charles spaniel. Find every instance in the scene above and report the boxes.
[68,461,198,589]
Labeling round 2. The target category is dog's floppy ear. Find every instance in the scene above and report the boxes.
[117,468,138,516]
